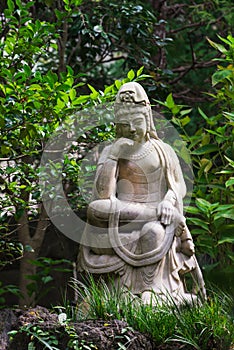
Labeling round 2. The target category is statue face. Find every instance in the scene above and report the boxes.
[117,113,147,143]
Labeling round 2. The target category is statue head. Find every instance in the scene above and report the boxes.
[114,82,158,140]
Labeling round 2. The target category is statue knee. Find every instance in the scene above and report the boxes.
[87,199,111,226]
[139,221,165,252]
[141,221,165,238]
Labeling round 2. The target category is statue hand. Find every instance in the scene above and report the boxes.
[157,200,175,225]
[109,137,135,160]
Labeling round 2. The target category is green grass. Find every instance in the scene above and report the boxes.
[67,275,234,350]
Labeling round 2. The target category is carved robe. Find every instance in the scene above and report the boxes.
[78,139,205,300]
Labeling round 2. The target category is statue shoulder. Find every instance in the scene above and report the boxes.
[97,144,112,165]
[150,139,178,162]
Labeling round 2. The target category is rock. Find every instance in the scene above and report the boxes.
[0,309,17,350]
[4,306,154,350]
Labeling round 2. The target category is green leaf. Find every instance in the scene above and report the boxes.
[185,206,200,215]
[136,66,144,77]
[179,108,192,116]
[171,105,180,115]
[195,198,212,211]
[180,116,190,126]
[190,228,208,235]
[214,208,234,221]
[224,156,234,168]
[191,144,219,155]
[42,276,53,284]
[201,133,211,145]
[54,8,65,20]
[135,74,152,81]
[218,169,233,175]
[19,185,27,189]
[199,158,212,174]
[7,0,14,12]
[59,91,69,103]
[218,237,234,245]
[88,84,98,95]
[28,342,36,350]
[104,84,114,94]
[215,204,234,211]
[73,95,90,105]
[226,177,234,187]
[115,80,122,90]
[217,34,234,46]
[8,330,18,336]
[23,64,32,78]
[198,107,208,121]
[56,98,65,109]
[212,69,232,86]
[29,84,42,91]
[1,145,11,155]
[224,112,234,126]
[165,93,174,109]
[207,37,228,54]
[127,69,135,81]
[187,217,209,231]
[218,224,234,236]
[69,88,76,101]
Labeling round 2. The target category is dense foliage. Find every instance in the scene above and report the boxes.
[0,0,148,305]
[1,0,233,104]
[160,35,234,268]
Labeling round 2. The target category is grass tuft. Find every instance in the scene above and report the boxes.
[67,275,234,349]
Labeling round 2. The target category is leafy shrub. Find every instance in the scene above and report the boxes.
[157,35,234,267]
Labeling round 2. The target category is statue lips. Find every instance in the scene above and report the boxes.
[128,134,138,142]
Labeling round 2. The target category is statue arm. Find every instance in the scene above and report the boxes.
[163,188,176,206]
[95,159,118,199]
[94,138,134,199]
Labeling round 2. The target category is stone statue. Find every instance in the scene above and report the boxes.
[78,82,206,305]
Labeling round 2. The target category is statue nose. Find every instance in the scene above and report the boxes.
[130,123,136,132]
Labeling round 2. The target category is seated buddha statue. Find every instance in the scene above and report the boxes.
[77,82,206,305]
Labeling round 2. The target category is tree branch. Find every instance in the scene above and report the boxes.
[169,21,205,34]
[169,59,217,85]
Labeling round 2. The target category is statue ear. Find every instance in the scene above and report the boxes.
[115,124,122,138]
[145,132,150,141]
[145,113,151,132]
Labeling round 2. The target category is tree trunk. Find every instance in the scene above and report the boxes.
[18,205,49,307]
[18,210,36,307]
[19,250,37,307]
